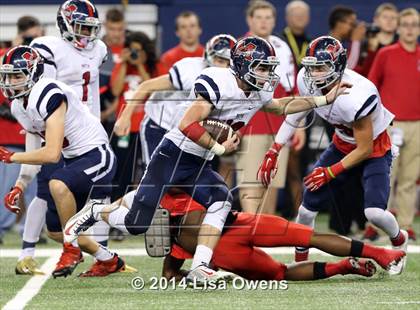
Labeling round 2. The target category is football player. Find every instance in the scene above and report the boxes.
[3,0,110,276]
[114,34,236,165]
[0,46,134,278]
[64,36,350,284]
[257,36,408,274]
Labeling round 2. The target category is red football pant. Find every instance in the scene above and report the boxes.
[212,213,313,280]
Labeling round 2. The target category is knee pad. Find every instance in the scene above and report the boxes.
[202,201,232,231]
[296,205,318,227]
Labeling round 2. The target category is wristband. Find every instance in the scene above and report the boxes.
[210,142,225,156]
[181,121,207,142]
[314,96,328,107]
[327,161,345,179]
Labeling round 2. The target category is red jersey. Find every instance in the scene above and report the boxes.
[160,44,205,74]
[368,42,420,121]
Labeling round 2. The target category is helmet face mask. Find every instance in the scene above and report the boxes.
[301,56,338,91]
[244,57,280,92]
[0,47,43,99]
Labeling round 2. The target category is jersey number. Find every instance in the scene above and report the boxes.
[82,71,91,102]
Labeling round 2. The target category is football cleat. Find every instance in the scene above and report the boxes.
[348,258,376,277]
[78,254,137,277]
[362,226,380,241]
[186,264,227,286]
[388,230,408,275]
[63,200,101,243]
[52,243,84,278]
[15,257,45,275]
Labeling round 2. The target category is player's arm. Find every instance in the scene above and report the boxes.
[263,81,352,115]
[114,74,174,136]
[304,115,373,192]
[162,255,188,281]
[10,103,66,165]
[178,95,239,155]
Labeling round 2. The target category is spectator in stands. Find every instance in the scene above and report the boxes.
[236,0,303,216]
[355,3,399,77]
[368,8,420,241]
[160,11,204,72]
[12,15,44,47]
[329,6,366,70]
[111,31,164,201]
[282,0,311,69]
[100,8,126,131]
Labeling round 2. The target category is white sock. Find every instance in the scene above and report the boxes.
[19,247,36,261]
[92,220,110,245]
[364,208,400,238]
[71,240,79,247]
[191,245,213,270]
[107,207,130,234]
[296,205,318,228]
[94,245,114,261]
[22,197,47,243]
[92,203,107,221]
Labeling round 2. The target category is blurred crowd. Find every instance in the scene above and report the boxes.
[0,0,419,244]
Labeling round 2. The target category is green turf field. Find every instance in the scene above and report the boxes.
[1,215,419,310]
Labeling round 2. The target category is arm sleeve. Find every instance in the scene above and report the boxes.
[16,133,42,189]
[274,111,308,145]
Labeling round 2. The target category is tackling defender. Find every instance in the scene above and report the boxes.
[257,36,408,273]
[0,46,133,278]
[64,36,350,283]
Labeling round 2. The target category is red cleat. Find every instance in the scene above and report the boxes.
[78,254,137,277]
[348,258,376,277]
[362,226,379,241]
[52,243,84,278]
[373,248,406,272]
[407,228,417,241]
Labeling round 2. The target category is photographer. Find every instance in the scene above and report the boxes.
[110,31,164,201]
[12,16,44,47]
[355,3,399,77]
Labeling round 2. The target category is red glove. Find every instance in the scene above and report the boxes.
[304,162,345,192]
[257,142,282,187]
[4,186,23,214]
[0,146,14,163]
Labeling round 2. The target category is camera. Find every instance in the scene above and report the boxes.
[366,23,380,36]
[130,49,139,60]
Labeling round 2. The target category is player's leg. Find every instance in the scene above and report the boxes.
[182,163,232,280]
[296,144,346,261]
[361,151,408,274]
[140,116,167,167]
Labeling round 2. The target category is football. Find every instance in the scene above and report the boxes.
[200,119,235,144]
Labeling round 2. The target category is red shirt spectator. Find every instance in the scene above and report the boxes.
[160,44,204,73]
[368,42,420,120]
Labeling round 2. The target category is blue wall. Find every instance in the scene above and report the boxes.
[2,0,419,53]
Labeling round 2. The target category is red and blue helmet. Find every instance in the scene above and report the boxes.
[57,0,101,50]
[230,36,280,92]
[301,36,347,92]
[0,46,44,99]
[204,34,237,67]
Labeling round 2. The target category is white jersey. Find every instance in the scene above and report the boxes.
[297,68,394,144]
[269,35,295,92]
[144,57,206,130]
[30,36,108,118]
[165,67,274,159]
[11,78,109,158]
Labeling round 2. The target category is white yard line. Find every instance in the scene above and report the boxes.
[1,245,419,258]
[2,255,59,310]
